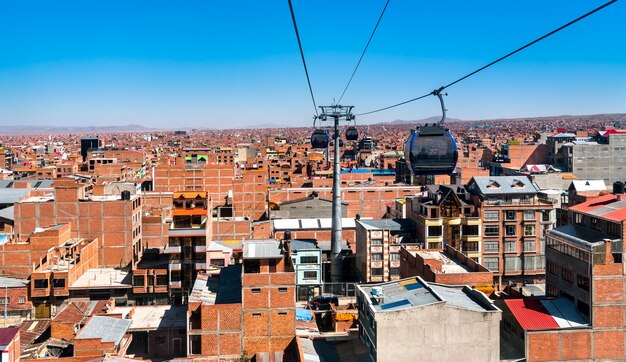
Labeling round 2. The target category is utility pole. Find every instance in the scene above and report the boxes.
[317,105,354,283]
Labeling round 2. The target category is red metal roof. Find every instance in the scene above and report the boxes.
[504,299,559,331]
[0,327,19,346]
[569,194,616,213]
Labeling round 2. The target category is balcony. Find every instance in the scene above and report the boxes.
[194,245,206,253]
[484,197,557,206]
[170,280,182,288]
[169,263,182,271]
[164,246,182,254]
[194,262,207,270]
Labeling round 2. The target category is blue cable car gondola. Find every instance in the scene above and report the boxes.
[345,126,359,141]
[404,91,458,175]
[311,129,330,149]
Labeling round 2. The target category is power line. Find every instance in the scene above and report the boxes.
[356,0,619,117]
[287,0,318,116]
[337,0,391,104]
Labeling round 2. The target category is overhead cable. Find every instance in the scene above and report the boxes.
[356,0,619,116]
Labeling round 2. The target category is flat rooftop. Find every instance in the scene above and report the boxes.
[358,218,415,232]
[76,316,131,346]
[547,224,618,250]
[70,268,131,289]
[359,277,499,313]
[413,250,471,274]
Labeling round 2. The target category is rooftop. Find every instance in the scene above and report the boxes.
[413,250,471,274]
[108,305,187,331]
[546,224,618,250]
[504,298,589,331]
[357,218,415,232]
[243,240,283,259]
[569,193,626,222]
[468,176,539,196]
[76,316,131,346]
[358,276,498,313]
[70,268,131,289]
[0,276,28,288]
[273,218,358,231]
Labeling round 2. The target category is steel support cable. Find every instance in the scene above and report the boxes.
[287,0,319,116]
[356,0,619,116]
[337,0,391,104]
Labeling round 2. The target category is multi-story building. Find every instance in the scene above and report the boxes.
[570,131,626,184]
[355,219,415,282]
[241,239,295,358]
[356,276,501,362]
[0,277,32,326]
[407,185,482,261]
[497,187,626,361]
[13,180,143,268]
[165,191,212,304]
[290,239,322,300]
[466,176,556,284]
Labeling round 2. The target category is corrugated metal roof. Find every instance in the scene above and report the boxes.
[505,298,589,331]
[0,189,30,205]
[243,240,282,259]
[358,218,414,231]
[0,327,19,346]
[76,316,131,346]
[0,276,28,288]
[569,194,626,222]
[469,176,539,195]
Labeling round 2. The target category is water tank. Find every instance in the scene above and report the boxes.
[614,181,625,195]
[121,190,131,200]
[371,286,383,297]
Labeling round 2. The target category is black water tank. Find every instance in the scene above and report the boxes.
[614,181,625,195]
[121,190,131,200]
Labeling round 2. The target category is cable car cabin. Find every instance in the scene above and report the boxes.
[345,126,359,141]
[404,124,458,175]
[311,129,330,149]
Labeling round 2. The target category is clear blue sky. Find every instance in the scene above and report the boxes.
[0,1,624,128]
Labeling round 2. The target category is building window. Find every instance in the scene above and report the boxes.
[608,222,621,236]
[484,226,499,237]
[34,279,48,289]
[133,276,145,287]
[547,284,558,297]
[18,296,25,304]
[300,256,318,264]
[371,268,383,276]
[156,275,168,286]
[505,225,516,237]
[505,210,516,221]
[561,267,573,283]
[372,253,383,261]
[484,241,499,253]
[303,271,317,280]
[591,217,601,231]
[251,288,261,294]
[464,242,479,253]
[577,275,590,291]
[504,240,517,253]
[523,240,535,252]
[524,225,535,237]
[390,253,400,261]
[574,213,584,225]
[542,210,551,222]
[53,278,66,288]
[523,210,535,221]
[371,238,383,245]
[462,225,479,236]
[428,226,442,237]
[547,260,559,275]
[577,300,590,316]
[484,210,499,222]
[0,298,9,305]
[278,287,288,293]
[484,257,499,271]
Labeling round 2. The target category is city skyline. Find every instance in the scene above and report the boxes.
[0,1,624,128]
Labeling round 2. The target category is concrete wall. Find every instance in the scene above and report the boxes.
[374,302,501,362]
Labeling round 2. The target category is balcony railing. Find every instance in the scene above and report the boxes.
[170,280,182,288]
[194,245,206,253]
[194,263,207,270]
[169,263,182,271]
[485,197,556,206]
